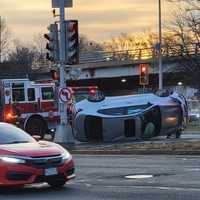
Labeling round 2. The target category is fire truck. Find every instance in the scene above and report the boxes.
[0,79,59,138]
[0,78,98,138]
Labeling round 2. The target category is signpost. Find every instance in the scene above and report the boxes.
[53,0,74,145]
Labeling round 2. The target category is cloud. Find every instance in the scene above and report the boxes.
[0,0,172,42]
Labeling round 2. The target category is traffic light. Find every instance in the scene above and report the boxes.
[65,20,79,65]
[44,23,59,62]
[139,64,149,85]
[50,69,59,80]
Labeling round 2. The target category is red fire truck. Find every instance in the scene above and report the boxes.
[0,79,59,138]
[0,78,98,138]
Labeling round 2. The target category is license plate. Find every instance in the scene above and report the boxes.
[45,168,58,176]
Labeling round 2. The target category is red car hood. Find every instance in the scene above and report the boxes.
[0,141,64,157]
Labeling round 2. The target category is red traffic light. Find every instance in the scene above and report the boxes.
[139,64,149,74]
[65,20,79,65]
[139,64,149,85]
[50,70,59,80]
[142,66,147,73]
[67,22,78,32]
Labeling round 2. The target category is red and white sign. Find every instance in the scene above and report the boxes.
[58,87,72,103]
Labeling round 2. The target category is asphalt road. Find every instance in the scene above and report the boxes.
[1,154,200,200]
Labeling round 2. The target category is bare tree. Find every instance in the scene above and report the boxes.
[79,34,104,52]
[165,3,200,86]
[0,18,11,62]
[8,40,36,73]
[31,33,49,69]
[103,32,159,61]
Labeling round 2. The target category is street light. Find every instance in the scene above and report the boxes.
[178,82,183,86]
[121,78,127,83]
[158,0,163,90]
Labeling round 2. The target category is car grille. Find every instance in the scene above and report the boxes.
[6,172,33,181]
[26,155,63,169]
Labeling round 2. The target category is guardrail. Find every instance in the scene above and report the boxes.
[79,43,200,64]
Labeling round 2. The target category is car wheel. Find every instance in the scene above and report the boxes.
[176,129,182,139]
[25,117,47,139]
[48,180,66,188]
[166,133,171,139]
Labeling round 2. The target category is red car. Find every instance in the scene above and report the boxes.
[0,123,75,187]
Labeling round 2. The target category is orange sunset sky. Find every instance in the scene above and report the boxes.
[0,0,178,42]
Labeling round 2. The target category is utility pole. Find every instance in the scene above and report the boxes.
[0,16,2,63]
[158,0,163,90]
[59,0,67,124]
[54,0,74,144]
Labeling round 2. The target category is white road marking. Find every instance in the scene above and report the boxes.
[125,175,153,179]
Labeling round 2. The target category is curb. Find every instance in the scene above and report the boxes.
[70,149,200,155]
[60,139,200,155]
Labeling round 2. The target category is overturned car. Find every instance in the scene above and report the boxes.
[73,92,188,142]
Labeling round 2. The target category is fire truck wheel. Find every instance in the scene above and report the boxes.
[25,117,47,139]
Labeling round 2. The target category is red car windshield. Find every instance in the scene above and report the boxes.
[0,123,36,145]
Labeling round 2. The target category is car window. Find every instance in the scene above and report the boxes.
[98,107,126,116]
[0,123,36,144]
[126,105,152,115]
[98,104,152,116]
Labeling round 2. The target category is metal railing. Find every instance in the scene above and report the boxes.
[79,43,200,64]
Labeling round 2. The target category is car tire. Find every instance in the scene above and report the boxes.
[166,133,171,139]
[47,180,66,188]
[176,129,182,139]
[25,117,47,139]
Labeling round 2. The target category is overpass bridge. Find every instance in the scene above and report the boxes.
[31,43,200,94]
[65,43,200,94]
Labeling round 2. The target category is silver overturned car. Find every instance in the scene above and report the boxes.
[73,92,188,142]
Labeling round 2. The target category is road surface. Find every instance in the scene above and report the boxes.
[1,154,200,199]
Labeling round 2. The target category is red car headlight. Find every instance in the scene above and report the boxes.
[0,156,26,164]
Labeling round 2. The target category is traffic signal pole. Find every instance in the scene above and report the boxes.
[54,0,74,144]
[59,0,66,124]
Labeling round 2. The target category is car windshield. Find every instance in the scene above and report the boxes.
[0,123,36,145]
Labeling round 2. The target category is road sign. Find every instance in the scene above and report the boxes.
[52,0,73,8]
[58,88,72,103]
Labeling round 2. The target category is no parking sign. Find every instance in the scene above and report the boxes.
[58,87,72,103]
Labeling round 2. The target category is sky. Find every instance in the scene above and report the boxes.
[0,0,175,42]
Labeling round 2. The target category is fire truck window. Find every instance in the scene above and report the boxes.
[12,89,25,102]
[28,88,35,101]
[12,83,25,102]
[41,87,54,100]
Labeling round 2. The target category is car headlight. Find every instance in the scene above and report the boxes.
[0,156,26,164]
[62,151,71,161]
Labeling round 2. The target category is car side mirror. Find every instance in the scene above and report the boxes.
[32,135,41,141]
